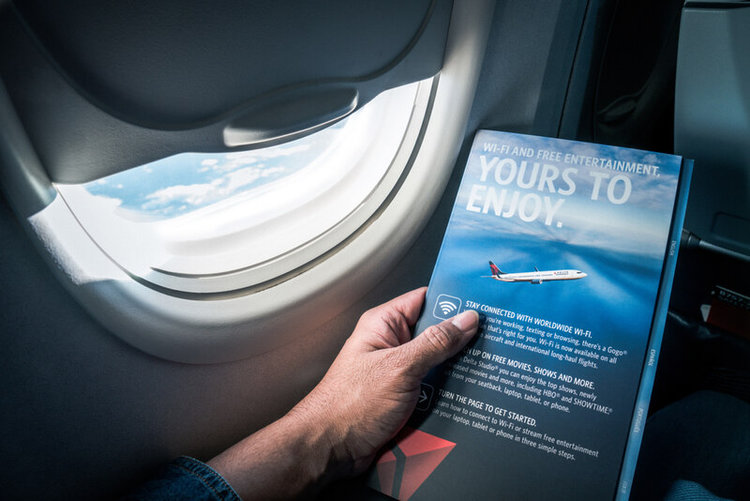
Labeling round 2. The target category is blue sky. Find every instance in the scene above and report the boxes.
[83,122,345,221]
[451,130,683,260]
[424,129,686,355]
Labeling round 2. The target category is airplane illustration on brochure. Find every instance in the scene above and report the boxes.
[484,261,587,284]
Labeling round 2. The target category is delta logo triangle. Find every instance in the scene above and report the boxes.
[372,427,456,500]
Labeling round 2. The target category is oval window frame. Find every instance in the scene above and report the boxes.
[53,80,432,296]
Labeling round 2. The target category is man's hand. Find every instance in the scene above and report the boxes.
[209,288,479,499]
[292,287,480,475]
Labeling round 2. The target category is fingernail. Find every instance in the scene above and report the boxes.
[452,310,479,332]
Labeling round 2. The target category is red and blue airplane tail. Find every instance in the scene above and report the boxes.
[489,261,504,276]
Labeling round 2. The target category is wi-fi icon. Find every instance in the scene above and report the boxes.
[438,301,458,315]
[433,294,462,319]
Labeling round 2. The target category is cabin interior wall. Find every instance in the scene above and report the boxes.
[0,0,588,498]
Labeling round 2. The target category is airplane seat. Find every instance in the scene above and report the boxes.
[673,2,750,260]
[631,3,750,500]
[668,1,750,394]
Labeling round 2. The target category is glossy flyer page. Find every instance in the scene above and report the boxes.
[369,130,687,500]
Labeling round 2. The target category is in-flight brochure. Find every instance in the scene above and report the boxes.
[368,130,692,500]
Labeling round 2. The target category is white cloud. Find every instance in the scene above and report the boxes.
[86,130,329,218]
[142,183,218,209]
[642,153,659,165]
[209,143,312,173]
[139,164,291,214]
[223,167,262,192]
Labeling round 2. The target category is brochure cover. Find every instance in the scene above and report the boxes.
[368,130,692,500]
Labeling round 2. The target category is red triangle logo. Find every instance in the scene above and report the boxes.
[373,427,456,500]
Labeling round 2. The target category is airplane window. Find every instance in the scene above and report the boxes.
[55,80,430,295]
[2,0,494,362]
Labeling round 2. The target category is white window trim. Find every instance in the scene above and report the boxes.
[0,0,495,363]
[53,80,432,295]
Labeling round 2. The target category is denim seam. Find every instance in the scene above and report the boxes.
[173,458,240,501]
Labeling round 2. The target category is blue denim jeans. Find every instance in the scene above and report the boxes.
[123,456,240,501]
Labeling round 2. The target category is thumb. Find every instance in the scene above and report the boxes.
[403,310,480,377]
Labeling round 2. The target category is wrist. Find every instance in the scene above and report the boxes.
[207,408,341,500]
[287,387,366,481]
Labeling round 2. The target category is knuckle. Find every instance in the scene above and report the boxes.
[360,306,393,326]
[359,307,379,324]
[421,323,455,353]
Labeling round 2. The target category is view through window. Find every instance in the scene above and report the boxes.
[55,79,429,292]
